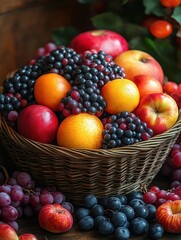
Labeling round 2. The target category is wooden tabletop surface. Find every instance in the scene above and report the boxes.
[17,216,181,240]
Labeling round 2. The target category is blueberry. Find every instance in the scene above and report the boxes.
[98,220,114,235]
[78,215,94,231]
[117,194,127,205]
[134,205,149,219]
[111,212,128,228]
[146,204,157,221]
[90,204,104,218]
[114,227,130,240]
[120,205,135,221]
[84,194,97,208]
[75,207,90,220]
[129,217,149,235]
[126,191,143,201]
[128,198,145,209]
[106,196,122,211]
[148,223,164,239]
[94,215,107,229]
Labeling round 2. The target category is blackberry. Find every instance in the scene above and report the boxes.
[3,64,43,105]
[101,111,154,149]
[40,46,81,85]
[58,50,126,116]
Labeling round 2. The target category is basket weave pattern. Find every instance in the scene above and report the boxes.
[1,115,181,204]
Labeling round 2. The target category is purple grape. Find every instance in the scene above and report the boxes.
[1,205,18,221]
[0,184,12,194]
[10,189,24,202]
[61,201,74,214]
[6,220,19,231]
[29,194,40,206]
[16,172,32,188]
[0,192,11,207]
[52,191,65,204]
[39,192,54,205]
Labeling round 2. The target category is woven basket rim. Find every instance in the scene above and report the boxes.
[1,112,181,154]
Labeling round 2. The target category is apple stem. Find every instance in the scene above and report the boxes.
[140,58,148,63]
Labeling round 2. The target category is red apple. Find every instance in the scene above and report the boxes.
[135,93,179,136]
[17,104,59,143]
[0,223,18,240]
[19,233,38,240]
[114,50,165,85]
[39,203,73,233]
[69,30,129,58]
[156,200,181,233]
[133,75,163,99]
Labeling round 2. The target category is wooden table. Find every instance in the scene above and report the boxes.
[17,217,181,240]
[16,174,181,240]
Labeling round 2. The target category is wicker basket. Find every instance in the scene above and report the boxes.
[0,114,181,204]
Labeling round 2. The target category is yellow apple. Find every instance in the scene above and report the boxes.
[114,50,165,85]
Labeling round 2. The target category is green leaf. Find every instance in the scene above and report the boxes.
[91,12,149,39]
[143,0,165,17]
[52,27,80,46]
[91,12,123,31]
[171,6,181,25]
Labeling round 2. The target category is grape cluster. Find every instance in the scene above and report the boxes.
[59,50,126,117]
[101,111,154,149]
[0,171,74,231]
[0,64,43,120]
[143,184,181,209]
[75,192,164,239]
[161,139,181,188]
[40,45,81,86]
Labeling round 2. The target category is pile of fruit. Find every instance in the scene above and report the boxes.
[0,29,180,150]
[0,20,181,239]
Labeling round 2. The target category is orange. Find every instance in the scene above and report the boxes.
[57,113,103,149]
[101,78,140,114]
[34,73,71,111]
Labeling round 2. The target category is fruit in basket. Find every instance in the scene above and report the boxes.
[57,113,103,149]
[69,30,129,58]
[135,93,179,135]
[114,50,165,85]
[34,73,71,111]
[101,79,140,114]
[39,203,73,233]
[133,75,163,99]
[0,223,19,240]
[156,200,181,233]
[18,233,38,240]
[3,64,43,107]
[101,111,153,149]
[59,50,125,116]
[17,104,59,143]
